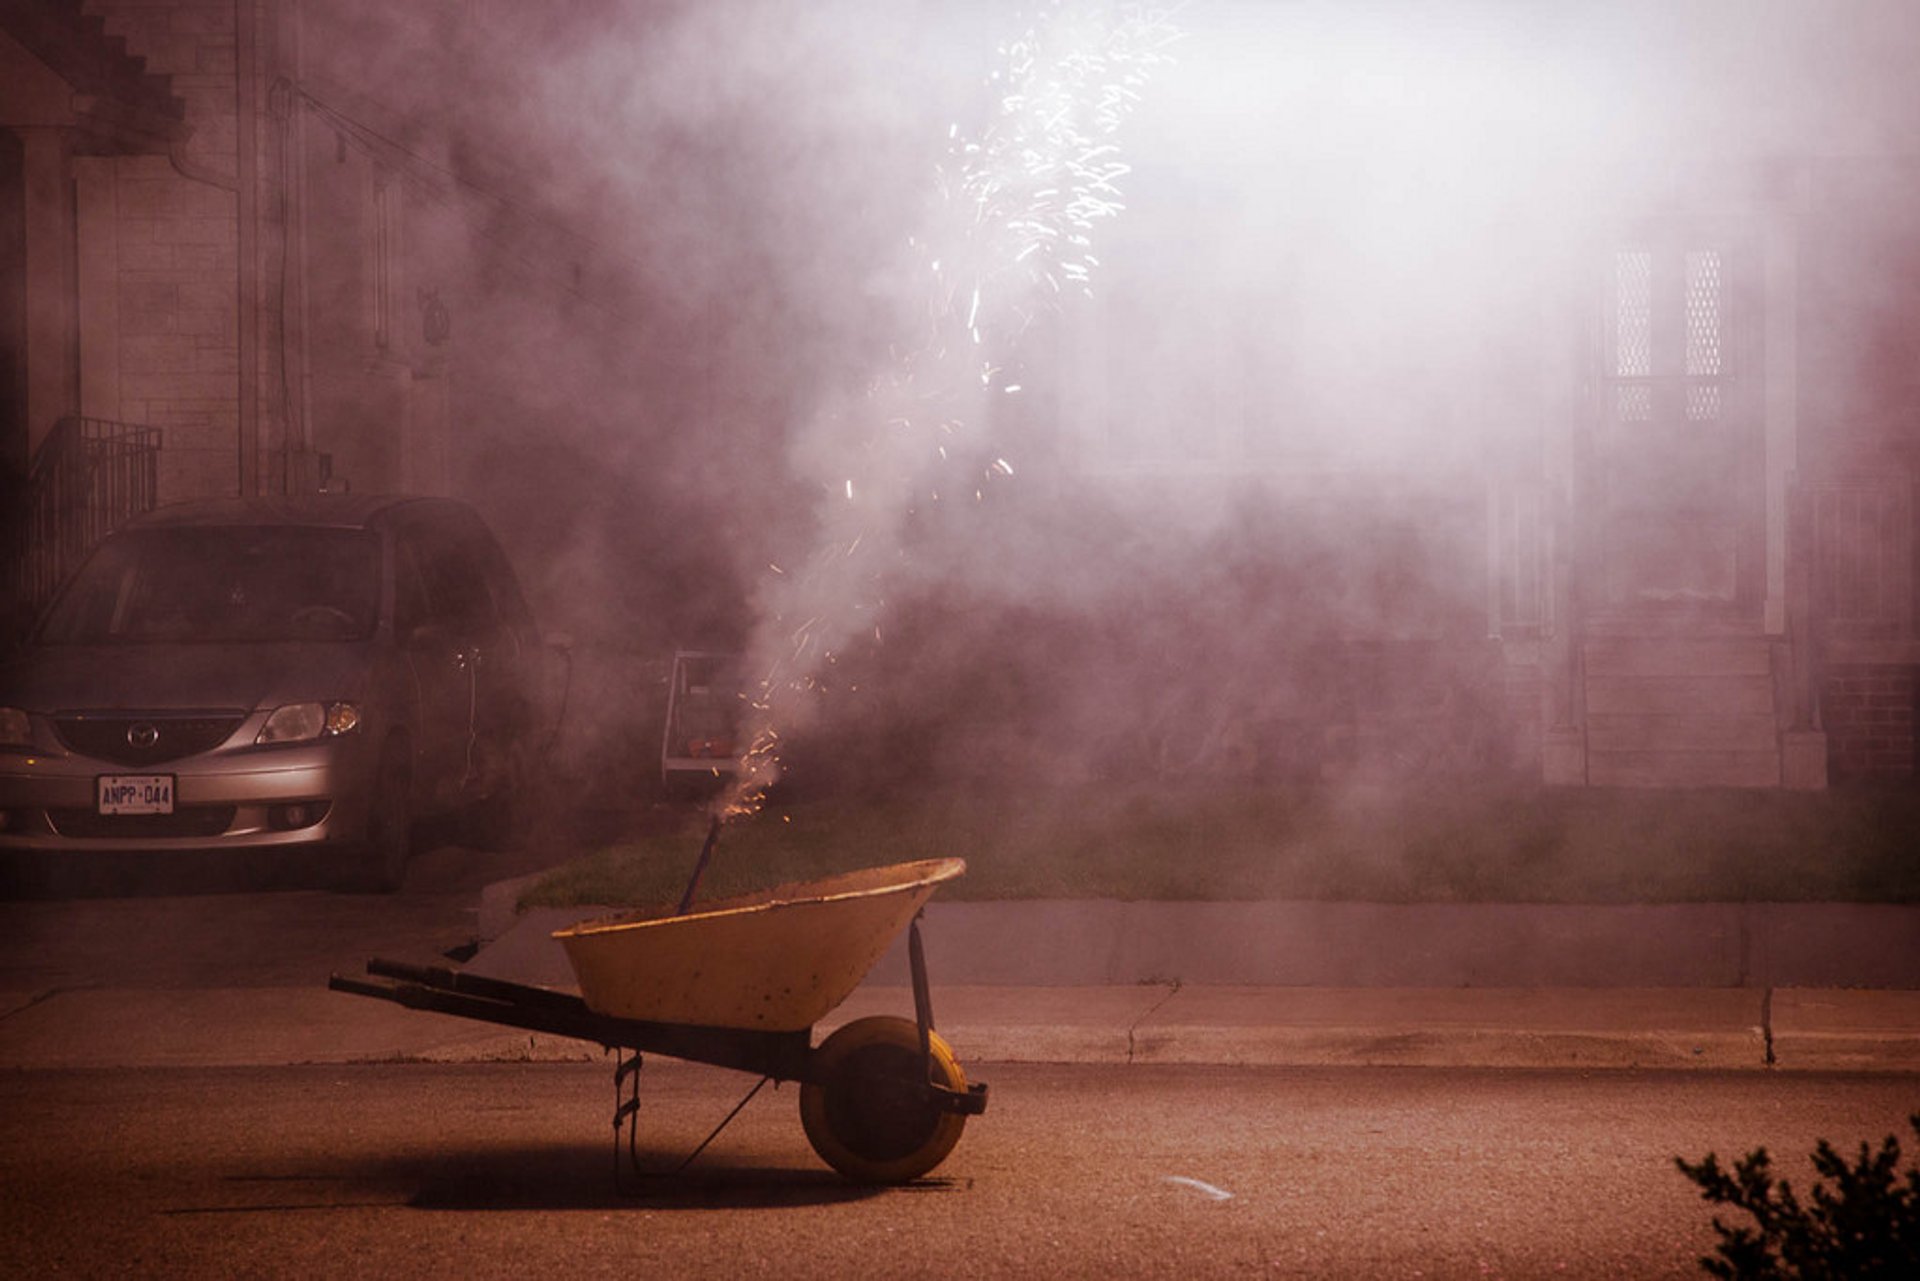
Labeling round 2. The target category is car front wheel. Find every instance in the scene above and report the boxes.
[347,742,412,892]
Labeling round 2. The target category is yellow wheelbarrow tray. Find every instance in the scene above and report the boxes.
[554,856,966,1033]
[328,856,988,1184]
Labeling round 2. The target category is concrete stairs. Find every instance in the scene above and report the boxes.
[0,1,186,131]
[1583,636,1782,787]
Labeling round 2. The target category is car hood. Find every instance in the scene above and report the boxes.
[0,642,378,714]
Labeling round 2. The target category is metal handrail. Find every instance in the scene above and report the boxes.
[1807,472,1914,643]
[8,416,161,633]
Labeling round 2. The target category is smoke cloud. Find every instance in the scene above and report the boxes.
[290,1,1920,814]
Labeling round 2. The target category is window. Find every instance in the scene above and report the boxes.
[38,528,380,644]
[1607,242,1730,426]
[1683,249,1724,420]
[396,522,496,637]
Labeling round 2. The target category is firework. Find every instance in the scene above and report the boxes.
[721,2,1181,820]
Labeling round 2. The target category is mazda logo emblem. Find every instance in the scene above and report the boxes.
[127,722,160,749]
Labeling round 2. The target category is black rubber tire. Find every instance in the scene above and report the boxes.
[799,1016,969,1184]
[351,744,412,892]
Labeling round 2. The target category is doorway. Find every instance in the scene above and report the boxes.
[1582,232,1765,626]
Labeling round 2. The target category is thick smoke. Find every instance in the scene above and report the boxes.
[714,3,1182,816]
[294,1,1920,816]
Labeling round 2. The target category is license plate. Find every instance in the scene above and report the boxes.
[98,775,175,815]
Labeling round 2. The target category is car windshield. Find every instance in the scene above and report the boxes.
[36,526,383,644]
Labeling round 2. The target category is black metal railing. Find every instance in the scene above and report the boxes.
[1808,472,1915,644]
[6,416,161,634]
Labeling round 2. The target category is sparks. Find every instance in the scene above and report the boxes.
[720,2,1179,820]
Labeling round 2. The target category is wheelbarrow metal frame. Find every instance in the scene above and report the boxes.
[327,915,988,1118]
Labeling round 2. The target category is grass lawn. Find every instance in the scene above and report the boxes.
[520,781,1920,910]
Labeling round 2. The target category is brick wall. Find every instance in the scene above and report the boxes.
[1822,663,1918,781]
[90,1,241,499]
[91,3,237,178]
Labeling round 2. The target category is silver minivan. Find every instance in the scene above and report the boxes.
[0,495,563,890]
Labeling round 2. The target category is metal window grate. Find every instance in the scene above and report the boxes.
[1613,249,1653,377]
[1684,250,1722,377]
[1686,383,1722,422]
[1615,384,1653,422]
[1607,246,1731,426]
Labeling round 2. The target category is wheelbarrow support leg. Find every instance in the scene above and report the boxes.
[611,1045,772,1191]
[908,911,988,1118]
[613,1049,644,1192]
[909,911,935,1066]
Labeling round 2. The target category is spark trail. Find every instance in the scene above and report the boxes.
[722,2,1181,819]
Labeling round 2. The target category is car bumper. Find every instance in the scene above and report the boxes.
[0,738,379,855]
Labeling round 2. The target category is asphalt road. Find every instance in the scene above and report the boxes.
[4,1059,1914,1278]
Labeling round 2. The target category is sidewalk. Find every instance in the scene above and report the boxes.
[2,981,1916,1073]
[2,890,1916,1074]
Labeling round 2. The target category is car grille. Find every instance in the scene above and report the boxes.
[46,806,238,839]
[52,714,246,766]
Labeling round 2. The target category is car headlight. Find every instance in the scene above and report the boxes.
[257,701,362,744]
[0,707,30,750]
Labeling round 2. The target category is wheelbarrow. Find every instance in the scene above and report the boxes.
[329,857,987,1184]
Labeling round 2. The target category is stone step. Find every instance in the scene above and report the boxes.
[1585,674,1776,717]
[1587,749,1782,789]
[1578,635,1783,788]
[1587,714,1779,753]
[1583,637,1773,677]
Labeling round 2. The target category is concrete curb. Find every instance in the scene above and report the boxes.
[819,986,1780,1069]
[2,983,1914,1072]
[1124,987,1769,1070]
[4,895,1913,1074]
[1770,988,1920,1072]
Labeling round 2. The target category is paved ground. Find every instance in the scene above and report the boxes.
[7,1060,1917,1278]
[2,845,1916,1074]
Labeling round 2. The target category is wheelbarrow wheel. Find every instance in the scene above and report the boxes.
[800,1016,969,1184]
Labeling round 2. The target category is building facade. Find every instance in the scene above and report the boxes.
[1,0,603,628]
[4,1,1915,789]
[1031,4,1919,789]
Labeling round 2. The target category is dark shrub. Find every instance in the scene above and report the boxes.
[1676,1114,1920,1279]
